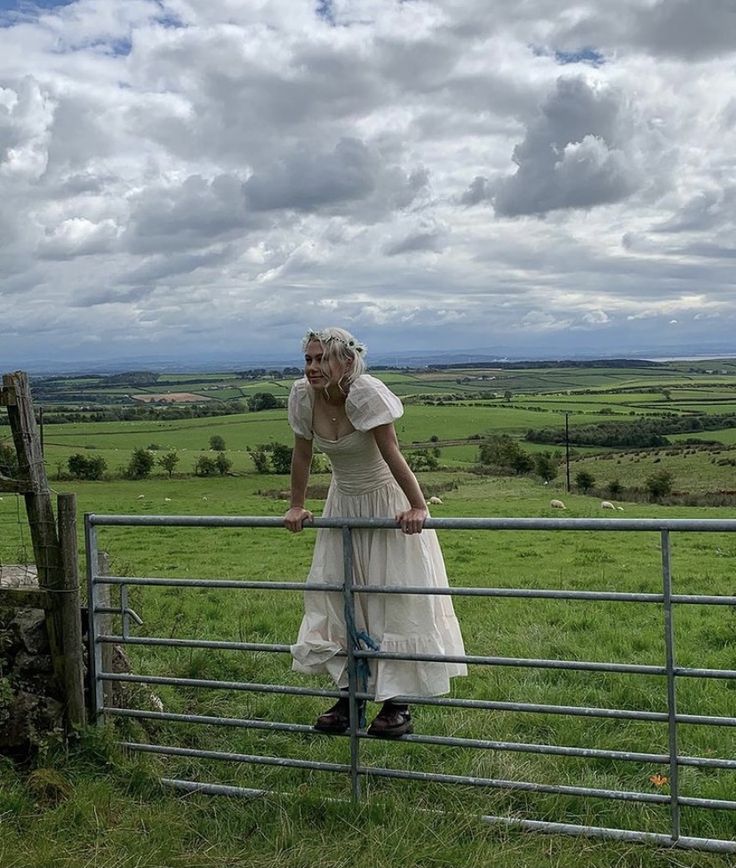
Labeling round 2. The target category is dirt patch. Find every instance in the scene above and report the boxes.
[132,392,211,403]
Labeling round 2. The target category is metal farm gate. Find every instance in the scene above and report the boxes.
[85,514,736,855]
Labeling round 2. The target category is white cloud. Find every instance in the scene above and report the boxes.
[0,0,734,367]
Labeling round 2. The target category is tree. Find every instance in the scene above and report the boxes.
[248,392,280,412]
[269,442,293,475]
[510,451,534,475]
[126,448,155,480]
[535,451,560,482]
[214,452,232,475]
[607,478,623,498]
[158,452,179,478]
[407,449,439,472]
[478,435,533,475]
[575,469,595,493]
[249,448,270,474]
[503,390,513,402]
[209,435,226,451]
[194,455,217,476]
[68,453,106,480]
[645,469,674,501]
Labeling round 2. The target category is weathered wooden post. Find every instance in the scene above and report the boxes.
[57,493,86,728]
[1,371,85,730]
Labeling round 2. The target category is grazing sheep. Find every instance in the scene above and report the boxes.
[201,496,208,501]
[550,499,566,509]
[137,494,145,499]
[427,496,443,505]
[600,501,616,510]
[164,497,172,502]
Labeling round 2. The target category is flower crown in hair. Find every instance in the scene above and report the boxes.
[303,329,366,354]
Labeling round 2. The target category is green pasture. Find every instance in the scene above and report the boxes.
[3,474,736,863]
[3,362,736,865]
[670,428,736,446]
[569,446,736,493]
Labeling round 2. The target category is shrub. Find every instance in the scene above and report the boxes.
[194,455,217,476]
[249,449,270,474]
[209,435,226,451]
[535,451,561,483]
[214,452,232,475]
[126,448,155,480]
[645,469,674,501]
[248,392,280,412]
[158,452,179,478]
[575,470,595,493]
[68,453,107,480]
[607,479,623,498]
[407,449,439,472]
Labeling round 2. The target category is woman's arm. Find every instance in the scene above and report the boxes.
[372,423,427,534]
[284,435,314,533]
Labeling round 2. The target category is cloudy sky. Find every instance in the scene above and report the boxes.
[1,0,735,368]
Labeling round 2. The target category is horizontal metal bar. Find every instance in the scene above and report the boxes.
[103,672,346,699]
[479,816,736,854]
[678,796,736,811]
[99,635,292,654]
[354,586,664,602]
[121,741,669,805]
[122,741,349,774]
[90,576,736,607]
[91,574,666,602]
[672,594,736,606]
[358,766,669,805]
[105,707,736,770]
[99,634,663,675]
[94,576,343,593]
[102,672,736,727]
[355,649,665,675]
[674,666,736,679]
[162,778,268,798]
[88,514,736,532]
[101,672,670,721]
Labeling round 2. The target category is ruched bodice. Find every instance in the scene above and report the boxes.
[314,430,394,495]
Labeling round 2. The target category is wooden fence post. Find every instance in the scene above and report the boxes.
[2,371,78,729]
[57,493,86,728]
[97,550,114,710]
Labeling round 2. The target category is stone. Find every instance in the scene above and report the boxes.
[10,609,49,655]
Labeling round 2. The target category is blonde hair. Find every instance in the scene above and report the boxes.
[302,327,367,389]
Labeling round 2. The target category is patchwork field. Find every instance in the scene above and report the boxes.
[2,359,736,866]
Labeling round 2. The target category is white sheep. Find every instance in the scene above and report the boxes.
[427,496,443,505]
[164,497,172,502]
[550,499,566,509]
[137,494,145,499]
[600,501,616,510]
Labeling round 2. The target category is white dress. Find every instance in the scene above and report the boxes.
[288,374,467,702]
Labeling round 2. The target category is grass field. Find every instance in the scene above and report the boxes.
[3,472,736,866]
[3,361,736,866]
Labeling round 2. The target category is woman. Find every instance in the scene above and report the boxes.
[284,327,466,738]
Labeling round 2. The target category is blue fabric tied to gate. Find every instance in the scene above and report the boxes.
[344,600,379,728]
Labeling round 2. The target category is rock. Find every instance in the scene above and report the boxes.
[10,609,49,655]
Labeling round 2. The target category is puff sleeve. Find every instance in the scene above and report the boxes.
[345,374,404,431]
[287,378,313,440]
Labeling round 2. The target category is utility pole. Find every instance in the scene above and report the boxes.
[564,411,571,493]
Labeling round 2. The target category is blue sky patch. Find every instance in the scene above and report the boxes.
[554,47,605,66]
